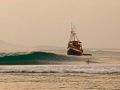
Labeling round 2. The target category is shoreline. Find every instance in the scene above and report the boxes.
[0,72,119,90]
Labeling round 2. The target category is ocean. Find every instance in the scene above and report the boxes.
[0,48,120,73]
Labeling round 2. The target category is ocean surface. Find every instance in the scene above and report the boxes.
[0,49,120,73]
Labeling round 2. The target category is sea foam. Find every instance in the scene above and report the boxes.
[0,65,119,74]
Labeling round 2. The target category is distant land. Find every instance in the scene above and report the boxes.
[0,40,65,52]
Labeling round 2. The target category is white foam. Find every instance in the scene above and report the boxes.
[0,65,120,73]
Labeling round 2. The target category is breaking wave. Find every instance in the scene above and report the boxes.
[0,65,120,74]
[0,51,80,65]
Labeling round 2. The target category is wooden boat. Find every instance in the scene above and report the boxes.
[67,24,83,56]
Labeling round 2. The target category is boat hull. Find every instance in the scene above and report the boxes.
[67,48,83,56]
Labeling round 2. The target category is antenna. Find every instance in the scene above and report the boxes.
[71,22,73,31]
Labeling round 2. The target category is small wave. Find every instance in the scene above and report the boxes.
[91,49,120,53]
[0,65,119,74]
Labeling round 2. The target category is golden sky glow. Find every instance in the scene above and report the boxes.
[0,0,120,48]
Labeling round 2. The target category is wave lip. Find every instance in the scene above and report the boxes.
[0,65,120,74]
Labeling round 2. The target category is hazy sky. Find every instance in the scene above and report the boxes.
[0,0,120,48]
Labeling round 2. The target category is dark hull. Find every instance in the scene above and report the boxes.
[67,48,83,56]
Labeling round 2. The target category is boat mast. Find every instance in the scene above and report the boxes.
[69,23,80,42]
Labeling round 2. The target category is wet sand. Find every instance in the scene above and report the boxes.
[0,73,120,90]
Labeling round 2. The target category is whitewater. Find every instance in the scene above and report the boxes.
[0,65,120,73]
